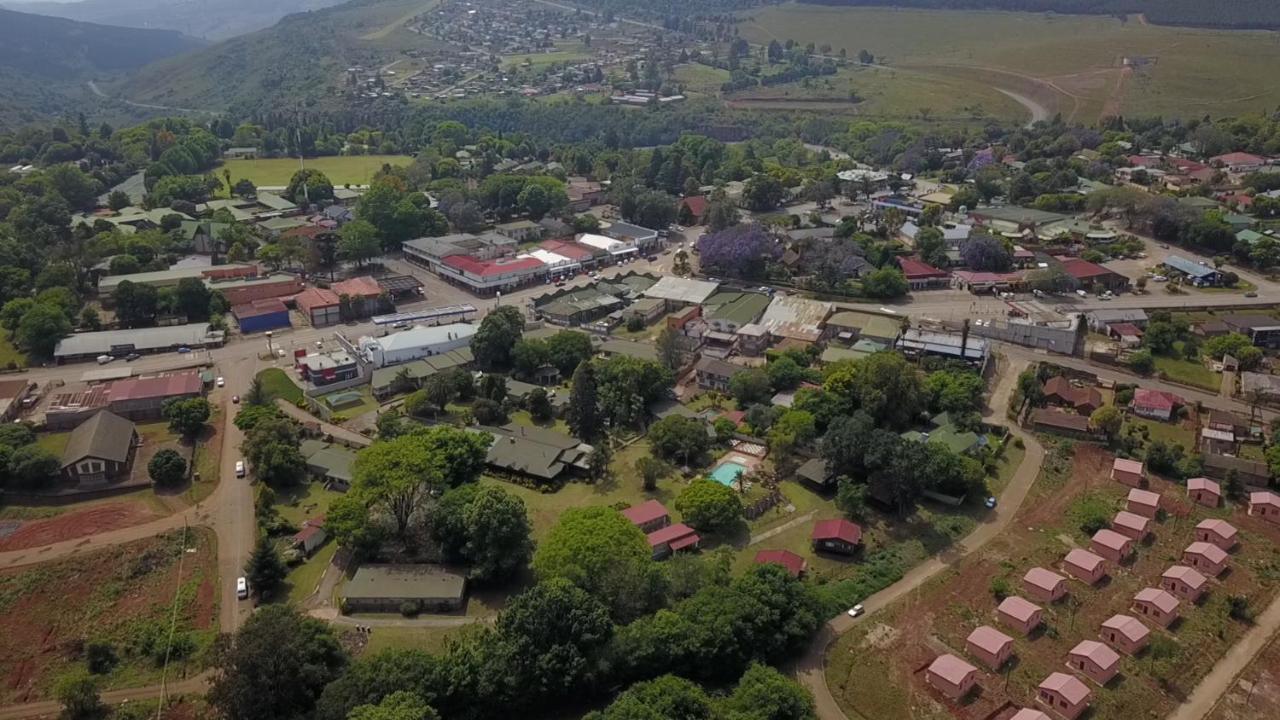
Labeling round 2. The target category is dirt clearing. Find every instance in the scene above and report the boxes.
[0,502,162,552]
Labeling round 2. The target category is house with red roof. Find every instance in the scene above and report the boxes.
[754,549,807,577]
[1010,710,1051,720]
[811,518,862,555]
[1195,519,1237,550]
[1106,322,1144,347]
[1132,587,1180,627]
[1056,256,1130,294]
[997,596,1043,635]
[966,625,1013,670]
[1067,640,1120,686]
[291,516,327,556]
[1126,488,1161,518]
[1210,152,1269,173]
[329,276,388,318]
[679,195,708,223]
[1187,477,1221,507]
[621,500,670,533]
[1042,376,1102,415]
[1063,548,1107,585]
[1090,529,1134,564]
[294,287,342,327]
[647,523,700,559]
[1111,458,1146,488]
[439,254,548,295]
[925,654,977,701]
[1101,614,1149,654]
[1112,511,1151,541]
[1184,541,1229,576]
[1249,490,1280,523]
[1162,565,1207,603]
[896,256,949,290]
[1023,567,1068,603]
[1131,388,1183,421]
[1037,672,1091,720]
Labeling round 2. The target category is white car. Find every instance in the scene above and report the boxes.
[846,604,865,618]
[235,460,246,478]
[216,376,225,388]
[236,577,249,599]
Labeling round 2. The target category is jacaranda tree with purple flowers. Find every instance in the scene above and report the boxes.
[696,223,781,280]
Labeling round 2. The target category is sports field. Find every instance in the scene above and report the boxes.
[739,5,1280,123]
[219,155,413,191]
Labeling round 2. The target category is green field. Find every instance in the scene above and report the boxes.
[220,155,413,193]
[739,5,1280,123]
[503,43,593,70]
[257,368,304,405]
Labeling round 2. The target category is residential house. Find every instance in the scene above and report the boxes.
[481,424,593,483]
[301,440,356,490]
[1091,529,1134,564]
[1067,641,1120,686]
[1100,614,1150,655]
[1210,151,1269,173]
[1063,548,1107,585]
[897,256,949,290]
[1023,567,1068,603]
[1161,565,1207,603]
[1183,541,1229,576]
[59,411,139,488]
[1030,409,1096,438]
[1132,588,1180,628]
[1042,376,1102,415]
[1112,511,1151,541]
[1222,315,1280,349]
[925,654,978,701]
[1187,477,1222,507]
[342,564,466,613]
[965,626,1014,670]
[1011,710,1052,720]
[694,356,748,392]
[495,219,542,243]
[997,596,1043,636]
[811,518,862,555]
[1127,488,1161,518]
[621,500,670,533]
[1131,388,1182,421]
[291,517,327,556]
[794,457,834,490]
[1195,519,1238,550]
[647,523,701,559]
[1037,673,1091,720]
[1086,309,1147,333]
[1111,458,1147,488]
[754,549,807,578]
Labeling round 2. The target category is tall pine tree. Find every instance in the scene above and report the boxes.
[567,361,600,442]
[246,535,287,599]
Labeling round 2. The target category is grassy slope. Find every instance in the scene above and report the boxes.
[220,155,413,191]
[739,5,1280,122]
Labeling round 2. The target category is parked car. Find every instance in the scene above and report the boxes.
[985,496,998,509]
[236,577,249,600]
[232,395,240,404]
[392,322,409,330]
[235,460,246,478]
[1246,291,1258,297]
[216,377,225,388]
[96,355,113,365]
[645,255,658,262]
[124,353,141,362]
[176,347,191,354]
[846,604,864,618]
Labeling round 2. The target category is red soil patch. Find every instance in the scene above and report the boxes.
[192,578,215,628]
[0,502,161,551]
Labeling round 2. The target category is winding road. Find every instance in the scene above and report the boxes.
[995,88,1051,127]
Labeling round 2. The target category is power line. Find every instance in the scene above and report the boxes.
[155,521,193,719]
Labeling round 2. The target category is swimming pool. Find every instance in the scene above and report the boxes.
[709,461,748,486]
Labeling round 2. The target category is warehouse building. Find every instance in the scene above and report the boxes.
[341,564,467,613]
[54,324,225,363]
[294,287,342,327]
[233,298,291,333]
[358,323,477,368]
[209,274,304,306]
[98,264,256,297]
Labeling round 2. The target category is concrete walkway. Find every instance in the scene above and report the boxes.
[1167,590,1280,720]
[275,398,373,447]
[794,354,1046,720]
[748,510,818,547]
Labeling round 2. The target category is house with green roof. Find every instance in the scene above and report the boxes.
[300,439,357,490]
[900,411,986,456]
[1237,229,1267,246]
[824,310,903,344]
[705,292,771,334]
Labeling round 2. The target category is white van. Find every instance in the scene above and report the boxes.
[235,460,246,478]
[96,355,113,365]
[236,577,248,599]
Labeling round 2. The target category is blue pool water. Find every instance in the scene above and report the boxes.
[710,461,747,486]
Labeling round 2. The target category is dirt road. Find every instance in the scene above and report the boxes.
[1167,592,1280,720]
[0,674,210,720]
[794,355,1045,720]
[995,88,1050,126]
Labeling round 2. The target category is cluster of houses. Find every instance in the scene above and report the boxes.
[924,460,1253,719]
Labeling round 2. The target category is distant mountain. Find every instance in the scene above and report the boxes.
[3,0,346,41]
[794,0,1280,30]
[0,7,203,127]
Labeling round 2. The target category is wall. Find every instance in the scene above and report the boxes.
[965,317,1084,356]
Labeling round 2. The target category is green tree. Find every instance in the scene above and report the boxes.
[567,361,601,441]
[742,175,784,211]
[729,368,771,407]
[163,397,211,437]
[148,448,187,487]
[1127,349,1155,374]
[347,691,439,720]
[674,478,743,532]
[1090,405,1123,440]
[429,484,532,583]
[766,356,806,391]
[470,306,525,370]
[0,298,32,332]
[861,267,909,299]
[339,220,382,266]
[527,388,553,422]
[497,578,613,702]
[914,227,948,269]
[532,506,661,621]
[8,444,60,489]
[15,303,71,357]
[648,415,711,465]
[208,605,347,720]
[243,416,306,486]
[720,663,816,720]
[55,671,107,720]
[285,168,334,205]
[174,277,213,320]
[246,535,287,599]
[635,456,669,491]
[586,675,712,720]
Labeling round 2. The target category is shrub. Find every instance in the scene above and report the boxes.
[399,601,420,617]
[85,641,117,674]
[989,577,1012,600]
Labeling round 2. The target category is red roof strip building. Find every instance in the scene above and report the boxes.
[442,254,546,277]
[621,500,669,527]
[646,522,699,548]
[109,372,203,401]
[754,549,808,577]
[897,256,948,280]
[811,518,863,545]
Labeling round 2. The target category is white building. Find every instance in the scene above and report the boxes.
[358,323,478,368]
[577,233,638,260]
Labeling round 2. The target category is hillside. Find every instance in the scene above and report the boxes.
[794,0,1280,30]
[117,0,435,114]
[4,0,346,41]
[0,7,204,128]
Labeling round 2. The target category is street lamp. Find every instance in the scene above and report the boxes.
[265,331,274,357]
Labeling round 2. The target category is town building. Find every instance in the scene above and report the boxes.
[602,221,661,252]
[1090,529,1134,564]
[298,350,360,387]
[642,276,720,309]
[1041,376,1102,415]
[1249,490,1280,522]
[1161,565,1207,603]
[997,596,1043,636]
[294,287,342,327]
[98,264,256,297]
[209,274,304,306]
[1183,541,1229,576]
[54,324,225,363]
[402,233,517,271]
[1037,672,1091,720]
[1186,477,1221,507]
[1195,518,1238,550]
[925,654,977,701]
[1112,511,1151,541]
[331,276,390,318]
[292,517,327,556]
[1132,587,1180,627]
[1067,641,1120,686]
[621,500,670,533]
[694,356,748,393]
[1023,567,1068,603]
[233,298,291,333]
[1222,314,1280,348]
[1063,548,1107,585]
[1131,388,1182,421]
[481,424,592,482]
[1056,257,1130,294]
[753,549,807,578]
[358,323,477,368]
[896,328,988,367]
[59,411,139,488]
[965,625,1013,670]
[759,295,833,344]
[897,256,949,289]
[1100,614,1149,654]
[0,378,33,423]
[811,518,862,555]
[1085,309,1147,333]
[109,372,204,421]
[1126,488,1161,518]
[495,219,542,243]
[647,523,700,559]
[342,564,466,613]
[823,310,902,345]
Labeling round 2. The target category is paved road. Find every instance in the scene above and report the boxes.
[275,399,373,448]
[795,355,1046,720]
[1168,591,1280,720]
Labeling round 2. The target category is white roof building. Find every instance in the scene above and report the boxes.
[577,233,637,256]
[523,248,577,270]
[642,277,720,305]
[358,322,478,368]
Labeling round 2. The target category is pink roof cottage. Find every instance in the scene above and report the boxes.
[1100,614,1150,654]
[1067,640,1121,685]
[1249,491,1280,523]
[1162,565,1208,603]
[1063,549,1107,585]
[1090,529,1134,564]
[1133,587,1180,628]
[1112,511,1151,541]
[1111,458,1147,488]
[621,500,670,533]
[998,596,1044,636]
[1126,488,1161,518]
[966,625,1014,670]
[1195,519,1237,550]
[925,654,978,701]
[1184,541,1229,577]
[1186,477,1221,507]
[1037,672,1091,720]
[1023,567,1068,603]
[1010,711,1052,720]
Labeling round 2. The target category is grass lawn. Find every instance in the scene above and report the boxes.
[988,439,1026,496]
[1123,415,1196,449]
[285,541,338,605]
[0,329,26,368]
[274,482,344,527]
[258,368,304,404]
[218,155,413,194]
[322,387,379,419]
[502,44,592,69]
[364,626,468,655]
[35,431,71,457]
[1196,279,1258,294]
[1153,353,1219,391]
[509,409,569,435]
[673,62,731,95]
